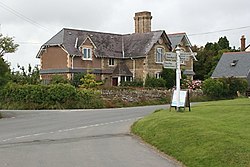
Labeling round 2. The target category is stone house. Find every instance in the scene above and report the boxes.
[37,11,195,86]
[212,36,250,89]
[212,52,250,88]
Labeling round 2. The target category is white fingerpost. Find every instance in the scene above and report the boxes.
[175,46,182,111]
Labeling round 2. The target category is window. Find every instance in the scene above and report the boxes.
[126,76,132,82]
[121,76,126,82]
[155,72,162,79]
[82,48,92,60]
[120,76,132,84]
[109,58,115,66]
[156,48,164,63]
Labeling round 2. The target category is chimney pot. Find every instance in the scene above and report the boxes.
[240,35,246,51]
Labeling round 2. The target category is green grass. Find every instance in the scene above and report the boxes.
[131,98,250,167]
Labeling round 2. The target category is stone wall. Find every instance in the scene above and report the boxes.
[100,88,172,103]
[100,88,204,104]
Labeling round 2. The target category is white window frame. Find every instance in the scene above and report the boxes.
[156,48,164,63]
[109,58,115,66]
[82,48,92,60]
[155,72,161,79]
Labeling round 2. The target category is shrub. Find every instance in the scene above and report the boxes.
[80,74,103,89]
[71,73,85,87]
[202,78,225,98]
[145,75,166,88]
[50,75,70,84]
[77,89,104,108]
[202,78,248,99]
[0,83,104,109]
[47,83,77,104]
[226,78,248,96]
[120,79,143,87]
[182,79,202,90]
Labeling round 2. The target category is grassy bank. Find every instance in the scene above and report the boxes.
[132,98,250,167]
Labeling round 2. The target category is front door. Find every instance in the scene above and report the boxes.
[112,78,118,86]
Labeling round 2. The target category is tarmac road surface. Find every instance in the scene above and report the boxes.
[0,105,181,167]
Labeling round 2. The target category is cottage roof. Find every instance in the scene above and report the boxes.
[167,32,192,50]
[212,52,250,78]
[37,28,171,59]
[112,61,133,76]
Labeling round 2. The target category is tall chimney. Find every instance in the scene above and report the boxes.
[240,35,246,51]
[134,11,152,33]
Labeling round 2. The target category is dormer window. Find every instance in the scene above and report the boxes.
[82,48,92,60]
[230,60,238,67]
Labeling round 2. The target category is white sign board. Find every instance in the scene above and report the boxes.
[180,56,190,61]
[180,53,191,61]
[171,90,187,107]
[163,61,176,69]
[165,52,176,59]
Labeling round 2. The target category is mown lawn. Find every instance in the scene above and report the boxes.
[131,98,250,167]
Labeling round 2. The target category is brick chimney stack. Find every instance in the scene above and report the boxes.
[240,35,246,51]
[134,11,152,33]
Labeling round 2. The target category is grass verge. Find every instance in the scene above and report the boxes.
[131,98,250,167]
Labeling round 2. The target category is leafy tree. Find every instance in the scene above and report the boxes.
[193,36,231,80]
[218,36,230,50]
[0,57,10,87]
[0,34,19,57]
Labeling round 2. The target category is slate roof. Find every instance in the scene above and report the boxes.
[112,61,133,76]
[212,52,250,78]
[37,28,171,59]
[167,32,192,50]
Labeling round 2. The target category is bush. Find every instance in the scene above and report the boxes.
[50,75,70,84]
[202,78,248,99]
[120,79,143,87]
[71,73,85,87]
[47,83,77,103]
[80,74,103,89]
[145,75,166,88]
[202,78,226,98]
[226,78,248,96]
[0,83,104,109]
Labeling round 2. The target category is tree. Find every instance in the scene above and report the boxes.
[0,34,19,57]
[0,57,10,87]
[218,36,230,50]
[193,36,231,80]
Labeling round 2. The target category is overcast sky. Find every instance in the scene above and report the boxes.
[1,0,250,70]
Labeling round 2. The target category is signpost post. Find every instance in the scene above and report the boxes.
[175,46,182,111]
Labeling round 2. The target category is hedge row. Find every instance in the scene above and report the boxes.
[0,83,104,109]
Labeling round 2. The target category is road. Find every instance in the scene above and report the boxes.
[0,105,181,167]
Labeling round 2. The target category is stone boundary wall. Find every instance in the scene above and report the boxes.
[100,88,171,103]
[100,88,203,103]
